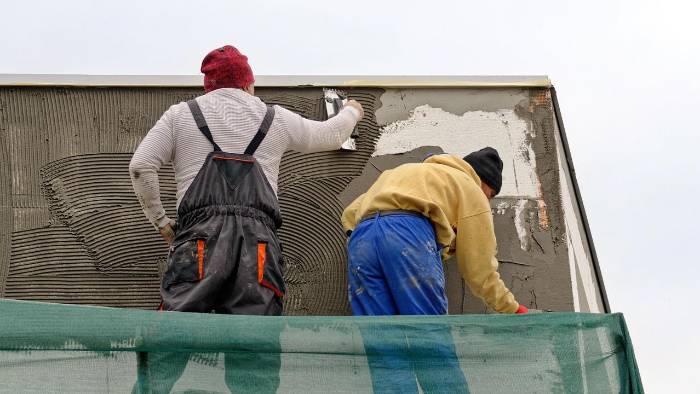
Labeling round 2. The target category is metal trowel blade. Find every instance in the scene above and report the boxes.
[324,88,357,151]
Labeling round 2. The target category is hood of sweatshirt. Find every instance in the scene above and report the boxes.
[424,154,481,185]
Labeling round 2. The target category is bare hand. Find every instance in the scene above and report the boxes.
[159,223,175,246]
[344,99,364,121]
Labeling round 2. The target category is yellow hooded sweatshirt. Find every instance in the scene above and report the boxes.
[341,154,519,313]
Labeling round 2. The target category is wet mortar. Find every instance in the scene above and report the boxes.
[0,86,573,314]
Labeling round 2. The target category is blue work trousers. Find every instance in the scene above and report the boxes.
[347,213,470,393]
[348,212,447,315]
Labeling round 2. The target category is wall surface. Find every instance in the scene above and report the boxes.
[347,88,581,313]
[0,85,602,314]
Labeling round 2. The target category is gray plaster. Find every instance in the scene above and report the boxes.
[0,85,582,315]
[376,88,530,125]
[516,91,573,308]
[6,226,160,307]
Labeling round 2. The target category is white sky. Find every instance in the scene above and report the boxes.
[2,0,699,391]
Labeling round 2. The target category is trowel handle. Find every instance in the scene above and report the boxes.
[348,98,359,139]
[332,98,344,117]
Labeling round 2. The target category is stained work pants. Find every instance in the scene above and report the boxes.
[348,212,447,315]
[347,212,470,393]
[132,212,285,394]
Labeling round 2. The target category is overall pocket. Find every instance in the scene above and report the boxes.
[257,241,285,298]
[163,238,207,288]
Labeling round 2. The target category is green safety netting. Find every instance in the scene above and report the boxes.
[0,299,642,393]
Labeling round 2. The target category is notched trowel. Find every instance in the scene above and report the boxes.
[324,88,359,151]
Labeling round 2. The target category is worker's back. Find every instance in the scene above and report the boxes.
[130,87,360,229]
[134,88,286,206]
[342,154,491,251]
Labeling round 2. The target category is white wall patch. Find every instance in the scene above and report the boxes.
[373,105,539,198]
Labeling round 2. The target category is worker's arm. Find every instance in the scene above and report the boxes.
[455,211,521,313]
[129,108,175,241]
[278,101,363,153]
[341,193,365,234]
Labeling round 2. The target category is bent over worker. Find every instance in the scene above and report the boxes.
[129,44,362,393]
[342,148,527,315]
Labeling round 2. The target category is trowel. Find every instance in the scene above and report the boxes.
[324,88,359,151]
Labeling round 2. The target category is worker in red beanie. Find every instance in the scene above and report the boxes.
[130,44,364,393]
[201,45,256,93]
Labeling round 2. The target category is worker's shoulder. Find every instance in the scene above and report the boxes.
[267,103,297,123]
[388,160,460,176]
[160,100,191,119]
[422,161,477,182]
[385,162,470,189]
[382,161,426,176]
[424,161,484,198]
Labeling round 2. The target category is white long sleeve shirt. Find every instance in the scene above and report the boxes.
[129,88,360,229]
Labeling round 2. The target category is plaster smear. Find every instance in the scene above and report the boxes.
[494,199,535,252]
[513,199,531,252]
[373,105,539,198]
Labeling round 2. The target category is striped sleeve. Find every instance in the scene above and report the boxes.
[129,107,175,229]
[277,105,360,153]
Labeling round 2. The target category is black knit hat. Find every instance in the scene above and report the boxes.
[463,147,503,195]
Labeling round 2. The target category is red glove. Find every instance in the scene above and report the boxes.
[515,304,529,314]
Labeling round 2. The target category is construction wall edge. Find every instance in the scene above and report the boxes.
[0,74,552,89]
[550,87,610,313]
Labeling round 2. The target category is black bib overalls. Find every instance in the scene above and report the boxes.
[161,99,285,316]
[134,100,286,394]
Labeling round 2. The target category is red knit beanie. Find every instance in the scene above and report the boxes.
[201,45,255,93]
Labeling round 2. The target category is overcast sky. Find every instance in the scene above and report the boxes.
[3,0,699,391]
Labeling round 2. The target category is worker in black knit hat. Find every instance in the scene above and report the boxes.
[342,146,526,316]
[463,147,503,198]
[342,147,525,392]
